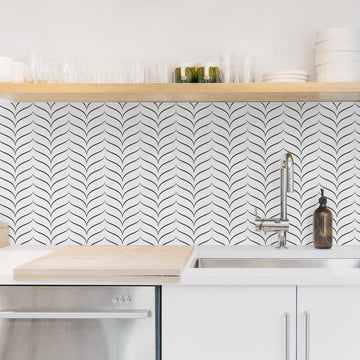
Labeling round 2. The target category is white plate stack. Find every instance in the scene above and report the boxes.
[315,27,360,82]
[262,70,309,83]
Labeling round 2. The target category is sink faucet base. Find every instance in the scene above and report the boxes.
[277,230,287,249]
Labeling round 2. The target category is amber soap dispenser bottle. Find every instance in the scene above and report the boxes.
[313,189,333,249]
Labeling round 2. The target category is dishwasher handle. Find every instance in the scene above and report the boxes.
[0,309,151,319]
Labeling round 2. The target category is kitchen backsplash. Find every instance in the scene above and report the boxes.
[0,101,359,246]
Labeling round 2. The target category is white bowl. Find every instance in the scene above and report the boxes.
[316,27,360,43]
[317,72,360,82]
[316,39,360,52]
[315,51,360,65]
[0,56,13,83]
[316,62,360,74]
[264,70,308,77]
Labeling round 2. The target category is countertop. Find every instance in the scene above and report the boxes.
[14,245,193,282]
[3,245,360,286]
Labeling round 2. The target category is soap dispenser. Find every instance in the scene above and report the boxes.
[313,189,333,249]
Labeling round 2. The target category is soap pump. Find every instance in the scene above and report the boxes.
[313,189,333,249]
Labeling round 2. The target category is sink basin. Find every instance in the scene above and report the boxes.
[192,258,360,269]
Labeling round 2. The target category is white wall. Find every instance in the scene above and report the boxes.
[1,101,359,246]
[1,0,359,80]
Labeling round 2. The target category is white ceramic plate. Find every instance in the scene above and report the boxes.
[263,74,308,80]
[264,70,308,77]
[263,79,308,83]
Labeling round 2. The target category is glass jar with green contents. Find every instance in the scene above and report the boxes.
[197,63,220,83]
[174,63,197,83]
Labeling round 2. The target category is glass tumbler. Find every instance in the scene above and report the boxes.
[60,57,79,83]
[220,53,234,83]
[237,54,256,83]
[130,62,146,83]
[147,63,174,83]
[29,51,49,83]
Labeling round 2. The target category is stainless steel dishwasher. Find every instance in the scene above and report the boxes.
[0,285,160,360]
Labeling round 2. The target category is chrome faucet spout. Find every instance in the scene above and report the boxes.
[280,153,294,221]
[284,153,294,192]
[255,152,294,248]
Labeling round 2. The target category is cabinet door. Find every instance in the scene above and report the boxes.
[162,285,296,360]
[298,286,360,360]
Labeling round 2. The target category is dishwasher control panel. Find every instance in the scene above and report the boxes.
[112,295,132,304]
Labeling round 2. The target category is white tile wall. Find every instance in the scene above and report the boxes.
[0,102,359,246]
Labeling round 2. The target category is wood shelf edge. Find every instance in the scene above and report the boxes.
[0,82,359,102]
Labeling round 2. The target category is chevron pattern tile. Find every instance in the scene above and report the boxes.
[0,102,359,246]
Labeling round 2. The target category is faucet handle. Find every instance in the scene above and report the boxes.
[255,207,260,221]
[254,208,263,231]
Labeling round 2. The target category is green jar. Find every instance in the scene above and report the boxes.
[197,64,220,83]
[174,64,197,83]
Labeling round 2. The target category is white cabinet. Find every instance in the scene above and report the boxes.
[162,285,296,360]
[297,286,360,360]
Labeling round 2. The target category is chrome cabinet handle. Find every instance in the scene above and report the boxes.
[305,311,310,360]
[0,309,150,319]
[285,312,290,360]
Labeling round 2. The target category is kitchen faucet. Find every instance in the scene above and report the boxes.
[255,153,294,248]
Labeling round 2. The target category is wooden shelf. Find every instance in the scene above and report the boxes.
[0,82,359,102]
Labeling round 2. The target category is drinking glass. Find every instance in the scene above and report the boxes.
[60,57,78,83]
[29,51,49,83]
[117,62,130,83]
[95,71,118,83]
[130,62,146,83]
[236,54,256,83]
[146,63,173,83]
[220,53,234,83]
[159,63,174,83]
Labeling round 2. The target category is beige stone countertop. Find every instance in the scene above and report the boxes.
[13,245,193,283]
[2,245,360,285]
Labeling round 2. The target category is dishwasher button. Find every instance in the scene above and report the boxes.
[120,295,126,303]
[126,295,132,303]
[112,297,120,304]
